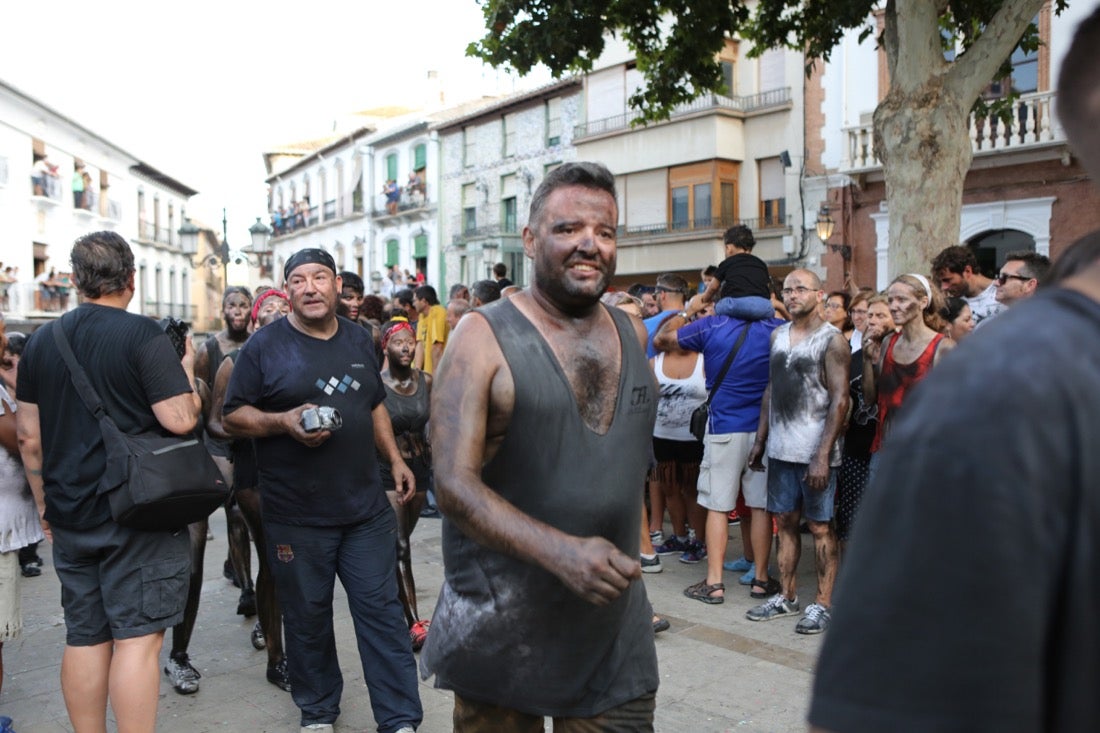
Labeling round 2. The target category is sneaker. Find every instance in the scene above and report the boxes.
[727,510,740,525]
[654,535,689,556]
[723,556,753,573]
[250,620,266,650]
[649,530,665,547]
[640,553,662,574]
[652,616,670,634]
[745,594,800,622]
[20,563,41,578]
[410,619,430,651]
[300,725,333,733]
[164,653,201,694]
[266,656,292,692]
[678,540,707,564]
[795,603,831,635]
[394,727,416,733]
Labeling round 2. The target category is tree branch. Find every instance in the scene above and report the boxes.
[891,0,948,91]
[945,0,1045,102]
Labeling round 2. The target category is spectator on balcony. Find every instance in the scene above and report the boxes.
[31,156,58,197]
[35,269,58,312]
[406,172,425,205]
[384,179,400,215]
[0,266,13,312]
[272,208,283,236]
[81,169,93,210]
[72,164,86,209]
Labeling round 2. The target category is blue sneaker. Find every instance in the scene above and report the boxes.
[679,540,707,564]
[655,535,689,556]
[739,567,756,586]
[723,556,753,573]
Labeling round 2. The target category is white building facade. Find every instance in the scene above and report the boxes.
[0,79,199,321]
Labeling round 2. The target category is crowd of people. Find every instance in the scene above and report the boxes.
[4,15,1100,729]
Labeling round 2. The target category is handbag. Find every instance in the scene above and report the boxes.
[52,322,228,531]
[689,324,750,441]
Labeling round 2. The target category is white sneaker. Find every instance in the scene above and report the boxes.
[164,654,201,695]
[299,725,333,733]
[745,593,799,622]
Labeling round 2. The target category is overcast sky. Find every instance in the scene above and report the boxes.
[2,0,549,243]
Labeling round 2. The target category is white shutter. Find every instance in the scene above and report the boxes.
[759,49,785,92]
[759,158,784,200]
[624,169,668,228]
[501,174,517,200]
[587,67,626,121]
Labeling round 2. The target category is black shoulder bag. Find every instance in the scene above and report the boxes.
[52,322,227,531]
[689,324,750,441]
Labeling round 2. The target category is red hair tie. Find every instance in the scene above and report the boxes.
[381,321,415,351]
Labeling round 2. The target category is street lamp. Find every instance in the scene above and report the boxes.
[178,209,273,284]
[816,202,851,261]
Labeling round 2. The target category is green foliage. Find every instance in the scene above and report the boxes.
[467,0,1067,122]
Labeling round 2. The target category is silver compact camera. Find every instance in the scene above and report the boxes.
[300,406,342,433]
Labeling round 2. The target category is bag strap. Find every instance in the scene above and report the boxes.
[705,323,751,407]
[50,320,111,423]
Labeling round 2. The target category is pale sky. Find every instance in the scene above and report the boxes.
[1,0,549,243]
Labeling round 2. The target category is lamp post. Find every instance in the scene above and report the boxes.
[178,209,273,285]
[817,202,851,283]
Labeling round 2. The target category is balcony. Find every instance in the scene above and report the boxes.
[372,184,434,221]
[840,90,1064,172]
[30,174,63,209]
[574,88,792,140]
[137,221,175,247]
[618,215,789,241]
[451,220,522,245]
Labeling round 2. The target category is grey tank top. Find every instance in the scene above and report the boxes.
[420,298,659,716]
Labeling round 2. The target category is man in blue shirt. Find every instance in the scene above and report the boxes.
[653,302,783,604]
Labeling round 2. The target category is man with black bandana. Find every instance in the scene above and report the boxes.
[223,248,421,733]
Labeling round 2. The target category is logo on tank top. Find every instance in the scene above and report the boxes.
[628,384,651,414]
[276,544,294,563]
[315,374,362,396]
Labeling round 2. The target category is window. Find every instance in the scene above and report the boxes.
[503,113,518,157]
[694,184,712,228]
[721,182,736,224]
[1009,44,1038,95]
[669,161,734,230]
[385,153,398,182]
[758,157,786,227]
[462,183,477,233]
[546,98,562,146]
[137,188,145,232]
[386,238,400,268]
[718,38,738,97]
[139,264,148,313]
[414,233,428,258]
[464,127,476,168]
[167,203,175,247]
[759,48,785,93]
[671,187,690,229]
[413,143,427,171]
[501,174,518,232]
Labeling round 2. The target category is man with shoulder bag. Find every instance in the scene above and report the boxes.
[653,292,783,605]
[16,230,202,733]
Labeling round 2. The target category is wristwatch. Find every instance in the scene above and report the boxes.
[678,309,694,321]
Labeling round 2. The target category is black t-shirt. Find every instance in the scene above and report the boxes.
[809,288,1100,733]
[715,252,770,300]
[17,304,192,530]
[223,316,388,526]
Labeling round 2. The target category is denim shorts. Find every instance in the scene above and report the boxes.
[766,458,837,522]
[52,520,190,645]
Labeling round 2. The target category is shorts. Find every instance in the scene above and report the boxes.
[52,520,190,646]
[651,437,703,465]
[696,431,766,512]
[453,691,656,733]
[0,551,21,642]
[766,458,837,522]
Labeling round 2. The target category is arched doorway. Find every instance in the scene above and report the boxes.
[966,229,1036,277]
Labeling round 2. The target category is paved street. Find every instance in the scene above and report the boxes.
[0,512,823,732]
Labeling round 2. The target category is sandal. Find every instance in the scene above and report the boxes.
[683,580,725,604]
[750,576,781,599]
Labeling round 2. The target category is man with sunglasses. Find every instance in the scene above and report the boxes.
[643,274,689,357]
[994,251,1051,307]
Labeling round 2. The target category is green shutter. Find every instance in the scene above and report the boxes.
[386,154,397,181]
[414,144,427,170]
[386,239,400,267]
[413,234,428,258]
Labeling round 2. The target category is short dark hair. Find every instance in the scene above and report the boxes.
[394,288,415,308]
[528,161,617,230]
[222,285,252,305]
[724,225,755,251]
[492,262,507,278]
[70,230,134,298]
[939,296,969,324]
[361,294,385,322]
[703,265,718,277]
[931,245,978,275]
[4,332,27,357]
[470,279,501,305]
[449,282,469,299]
[414,284,439,305]
[1004,250,1051,281]
[339,271,364,295]
[626,283,651,298]
[1058,6,1100,181]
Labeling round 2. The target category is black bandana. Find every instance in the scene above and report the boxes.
[284,248,337,281]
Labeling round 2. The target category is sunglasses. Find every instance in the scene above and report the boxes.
[995,273,1032,285]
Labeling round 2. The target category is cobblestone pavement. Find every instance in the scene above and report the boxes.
[0,512,824,732]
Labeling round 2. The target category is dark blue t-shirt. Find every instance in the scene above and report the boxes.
[223,316,388,526]
[676,314,782,433]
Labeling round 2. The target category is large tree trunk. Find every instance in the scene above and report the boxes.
[874,79,972,278]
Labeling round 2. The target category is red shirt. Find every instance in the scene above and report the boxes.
[871,332,944,453]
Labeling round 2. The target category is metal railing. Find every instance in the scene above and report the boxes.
[841,90,1063,171]
[373,184,431,217]
[451,220,523,244]
[617,215,788,239]
[574,87,791,139]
